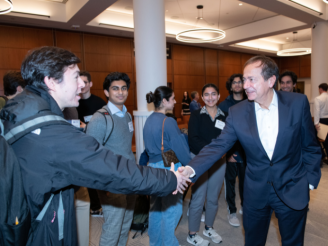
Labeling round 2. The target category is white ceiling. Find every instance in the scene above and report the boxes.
[0,0,326,56]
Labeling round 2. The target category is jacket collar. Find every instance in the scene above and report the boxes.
[25,85,64,117]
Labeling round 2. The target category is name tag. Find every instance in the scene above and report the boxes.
[215,120,225,130]
[84,115,92,123]
[67,119,80,128]
[128,121,134,132]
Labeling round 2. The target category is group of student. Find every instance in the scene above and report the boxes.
[0,46,322,246]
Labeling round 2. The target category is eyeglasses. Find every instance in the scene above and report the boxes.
[232,81,243,85]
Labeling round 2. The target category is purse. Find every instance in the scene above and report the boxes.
[161,117,180,167]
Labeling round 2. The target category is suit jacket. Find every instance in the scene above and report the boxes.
[189,91,321,210]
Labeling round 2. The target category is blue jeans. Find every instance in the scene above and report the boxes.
[148,161,183,246]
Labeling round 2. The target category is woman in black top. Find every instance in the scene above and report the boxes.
[181,91,191,115]
[186,84,227,245]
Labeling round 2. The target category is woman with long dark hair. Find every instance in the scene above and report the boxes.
[144,86,191,246]
[187,83,226,245]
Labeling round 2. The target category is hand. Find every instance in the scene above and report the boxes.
[170,163,191,195]
[228,154,237,162]
[177,166,194,178]
[80,122,86,129]
[315,124,320,130]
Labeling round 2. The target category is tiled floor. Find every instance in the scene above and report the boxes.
[90,165,328,246]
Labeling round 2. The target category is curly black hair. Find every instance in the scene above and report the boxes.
[279,70,298,85]
[226,73,243,95]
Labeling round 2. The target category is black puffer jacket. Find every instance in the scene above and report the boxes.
[1,86,177,246]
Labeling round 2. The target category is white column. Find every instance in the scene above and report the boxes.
[133,0,167,163]
[311,21,328,102]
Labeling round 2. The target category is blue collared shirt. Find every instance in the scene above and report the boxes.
[107,101,127,118]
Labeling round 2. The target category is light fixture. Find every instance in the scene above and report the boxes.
[323,0,328,4]
[11,11,50,18]
[0,0,13,15]
[277,31,311,56]
[176,5,226,43]
[288,0,323,15]
[239,3,243,6]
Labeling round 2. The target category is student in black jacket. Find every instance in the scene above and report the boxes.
[219,73,246,227]
[187,84,226,245]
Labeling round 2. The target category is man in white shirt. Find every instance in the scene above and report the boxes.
[179,56,321,246]
[314,83,328,130]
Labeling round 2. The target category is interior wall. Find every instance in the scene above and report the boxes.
[0,24,313,119]
[0,25,53,96]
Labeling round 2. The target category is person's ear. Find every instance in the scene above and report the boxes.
[89,81,93,88]
[44,76,56,92]
[218,93,220,101]
[104,89,109,98]
[268,76,276,88]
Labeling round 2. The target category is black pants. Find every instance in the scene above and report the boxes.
[88,188,102,211]
[243,186,307,246]
[225,161,246,214]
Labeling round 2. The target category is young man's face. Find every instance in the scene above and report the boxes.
[231,77,243,94]
[50,64,84,109]
[80,75,92,94]
[104,80,128,107]
[280,75,295,92]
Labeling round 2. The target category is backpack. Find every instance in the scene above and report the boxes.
[130,195,150,239]
[86,107,132,146]
[0,114,69,246]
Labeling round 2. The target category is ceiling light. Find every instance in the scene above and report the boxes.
[177,28,226,43]
[286,37,289,39]
[0,0,13,15]
[239,3,243,6]
[288,0,323,15]
[11,11,50,18]
[323,0,328,3]
[277,31,311,56]
[277,48,311,56]
[176,5,226,43]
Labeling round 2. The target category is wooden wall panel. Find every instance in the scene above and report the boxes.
[83,34,136,113]
[55,30,84,70]
[300,55,311,78]
[172,44,206,118]
[0,25,53,96]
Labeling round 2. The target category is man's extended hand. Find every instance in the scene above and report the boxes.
[170,163,191,195]
[177,166,194,179]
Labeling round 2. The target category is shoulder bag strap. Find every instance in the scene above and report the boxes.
[100,108,114,146]
[161,117,167,153]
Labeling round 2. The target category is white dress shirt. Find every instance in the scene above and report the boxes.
[254,90,279,160]
[107,100,127,118]
[314,92,328,125]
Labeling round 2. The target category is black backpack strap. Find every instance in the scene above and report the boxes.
[4,114,70,145]
[97,108,114,146]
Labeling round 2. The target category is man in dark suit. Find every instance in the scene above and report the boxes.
[179,55,321,246]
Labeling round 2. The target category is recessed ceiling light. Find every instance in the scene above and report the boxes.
[324,0,328,3]
[239,3,243,6]
[171,16,179,19]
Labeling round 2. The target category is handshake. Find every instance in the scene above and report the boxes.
[169,163,194,195]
